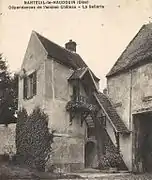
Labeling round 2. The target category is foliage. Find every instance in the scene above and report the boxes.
[0,54,18,125]
[99,151,123,169]
[15,107,54,171]
[66,100,97,112]
[10,73,18,113]
[98,129,127,170]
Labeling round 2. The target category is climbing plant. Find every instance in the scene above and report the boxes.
[98,129,127,170]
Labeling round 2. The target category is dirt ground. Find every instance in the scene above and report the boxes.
[92,174,152,180]
[1,164,152,180]
[67,173,152,180]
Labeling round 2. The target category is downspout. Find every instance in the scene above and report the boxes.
[130,69,134,172]
[51,59,55,101]
[129,69,133,130]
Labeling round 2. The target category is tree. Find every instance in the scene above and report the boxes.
[10,73,19,114]
[0,54,18,125]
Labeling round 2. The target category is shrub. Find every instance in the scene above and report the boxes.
[15,107,54,171]
[99,151,123,169]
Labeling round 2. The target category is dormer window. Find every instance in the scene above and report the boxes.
[23,71,37,100]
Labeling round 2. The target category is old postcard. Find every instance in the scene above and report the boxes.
[1,0,152,179]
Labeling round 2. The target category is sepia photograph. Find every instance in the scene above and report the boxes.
[1,0,152,179]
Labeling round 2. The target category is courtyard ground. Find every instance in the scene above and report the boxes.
[1,164,152,179]
[71,173,152,180]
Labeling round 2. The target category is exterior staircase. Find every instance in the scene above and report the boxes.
[66,91,130,170]
[94,92,130,170]
[85,115,95,128]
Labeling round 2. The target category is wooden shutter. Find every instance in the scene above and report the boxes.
[23,76,27,99]
[33,71,37,96]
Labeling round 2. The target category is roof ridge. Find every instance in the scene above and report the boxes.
[106,24,147,77]
[34,31,80,56]
[32,30,100,81]
[144,22,152,29]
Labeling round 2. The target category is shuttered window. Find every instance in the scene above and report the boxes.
[23,76,27,99]
[23,71,37,100]
[33,71,37,96]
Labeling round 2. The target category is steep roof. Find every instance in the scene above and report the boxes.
[107,23,152,77]
[68,67,87,80]
[94,92,130,134]
[34,31,99,81]
[35,31,86,69]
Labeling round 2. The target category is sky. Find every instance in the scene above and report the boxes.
[1,0,152,90]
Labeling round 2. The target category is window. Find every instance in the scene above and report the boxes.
[73,84,80,101]
[23,71,37,99]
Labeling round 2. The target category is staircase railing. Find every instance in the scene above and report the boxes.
[71,94,89,104]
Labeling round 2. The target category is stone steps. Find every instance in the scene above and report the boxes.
[66,168,130,179]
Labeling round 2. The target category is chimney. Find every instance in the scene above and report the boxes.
[65,40,77,52]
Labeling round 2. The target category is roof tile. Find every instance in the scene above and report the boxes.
[35,31,87,69]
[95,92,130,133]
[34,31,99,81]
[107,23,152,77]
[68,67,87,80]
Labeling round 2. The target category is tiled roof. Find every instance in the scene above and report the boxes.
[34,31,99,81]
[35,31,87,69]
[95,92,130,133]
[68,67,87,80]
[107,23,152,77]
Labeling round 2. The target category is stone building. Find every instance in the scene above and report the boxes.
[106,23,152,173]
[18,31,129,172]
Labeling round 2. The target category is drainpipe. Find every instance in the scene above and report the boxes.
[129,69,133,130]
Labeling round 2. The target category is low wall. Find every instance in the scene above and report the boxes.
[0,123,85,173]
[0,124,16,155]
[46,135,85,173]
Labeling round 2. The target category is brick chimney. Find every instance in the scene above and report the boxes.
[65,40,77,52]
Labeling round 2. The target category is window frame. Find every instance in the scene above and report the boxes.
[23,71,37,100]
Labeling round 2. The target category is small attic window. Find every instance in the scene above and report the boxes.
[23,71,37,100]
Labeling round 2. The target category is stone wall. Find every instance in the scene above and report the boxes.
[44,60,86,172]
[18,31,47,114]
[107,72,132,171]
[19,33,89,172]
[132,62,152,114]
[0,124,16,156]
[107,72,131,128]
[107,61,152,171]
[107,62,152,129]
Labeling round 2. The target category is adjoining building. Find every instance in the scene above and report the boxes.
[106,23,152,173]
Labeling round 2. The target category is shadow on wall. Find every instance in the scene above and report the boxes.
[85,141,97,168]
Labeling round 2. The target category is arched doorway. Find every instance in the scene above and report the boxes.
[85,141,97,168]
